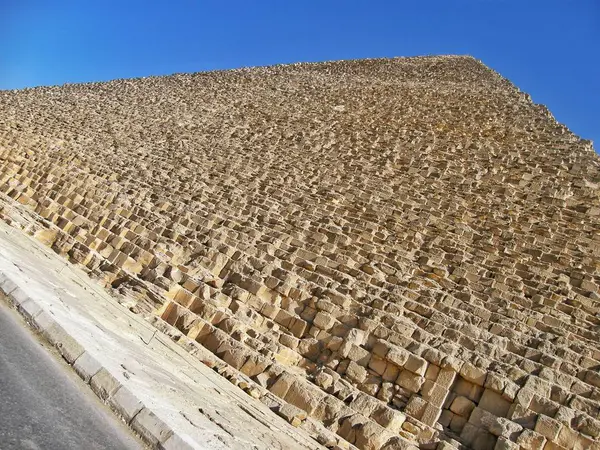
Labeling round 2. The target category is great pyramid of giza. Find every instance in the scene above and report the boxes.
[1,56,599,450]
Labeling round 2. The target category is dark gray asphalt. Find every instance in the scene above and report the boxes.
[0,299,143,450]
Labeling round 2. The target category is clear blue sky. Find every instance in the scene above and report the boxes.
[1,1,598,147]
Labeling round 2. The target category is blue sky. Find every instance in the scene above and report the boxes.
[1,1,598,147]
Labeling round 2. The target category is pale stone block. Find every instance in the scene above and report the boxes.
[420,380,449,408]
[479,388,512,418]
[534,414,561,441]
[371,407,406,433]
[396,370,425,393]
[460,362,487,386]
[405,395,427,420]
[313,311,336,330]
[346,360,368,384]
[450,395,476,417]
[517,429,547,450]
[386,346,409,367]
[404,354,428,376]
[435,367,457,389]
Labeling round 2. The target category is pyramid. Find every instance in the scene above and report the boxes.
[1,56,599,450]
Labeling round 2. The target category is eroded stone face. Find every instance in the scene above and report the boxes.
[1,55,599,450]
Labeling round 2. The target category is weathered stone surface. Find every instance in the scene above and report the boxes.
[1,55,599,450]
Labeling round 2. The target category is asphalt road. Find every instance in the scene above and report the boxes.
[0,299,143,450]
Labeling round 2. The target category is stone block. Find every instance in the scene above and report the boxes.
[450,396,476,417]
[453,377,484,402]
[435,367,457,389]
[349,392,380,417]
[449,414,467,434]
[131,408,173,447]
[346,360,368,384]
[425,364,440,381]
[372,407,406,433]
[534,414,561,441]
[355,421,390,450]
[313,311,336,330]
[90,367,121,401]
[269,372,296,398]
[460,422,496,450]
[382,362,401,382]
[421,401,442,427]
[284,380,324,415]
[404,354,428,376]
[420,380,449,408]
[368,355,388,375]
[405,395,427,420]
[73,351,102,383]
[488,417,523,440]
[494,436,519,450]
[479,388,512,418]
[460,362,487,386]
[516,429,546,450]
[276,403,307,426]
[108,386,144,424]
[508,403,537,430]
[397,370,425,393]
[386,346,409,367]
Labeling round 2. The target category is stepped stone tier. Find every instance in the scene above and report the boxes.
[1,55,599,450]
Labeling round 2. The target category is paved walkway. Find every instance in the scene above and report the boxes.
[0,300,142,450]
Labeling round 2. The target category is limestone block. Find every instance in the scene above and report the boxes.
[453,377,484,402]
[404,354,428,376]
[382,362,401,382]
[372,407,406,433]
[425,364,440,381]
[534,414,562,441]
[516,429,546,450]
[494,436,519,450]
[381,436,420,450]
[485,373,507,393]
[503,381,520,402]
[405,395,427,420]
[460,362,487,386]
[523,376,551,399]
[449,396,476,417]
[420,402,442,427]
[368,355,387,375]
[346,344,371,366]
[346,360,368,384]
[313,394,344,422]
[460,422,497,450]
[284,380,325,415]
[488,417,523,440]
[420,380,449,408]
[386,346,410,367]
[35,228,59,246]
[349,392,380,417]
[377,382,395,403]
[479,388,512,418]
[449,414,467,434]
[576,415,600,439]
[373,340,391,358]
[269,372,296,398]
[313,311,336,330]
[397,370,425,393]
[276,403,307,427]
[355,421,391,450]
[346,328,367,346]
[338,414,368,444]
[508,403,537,430]
[435,367,457,389]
